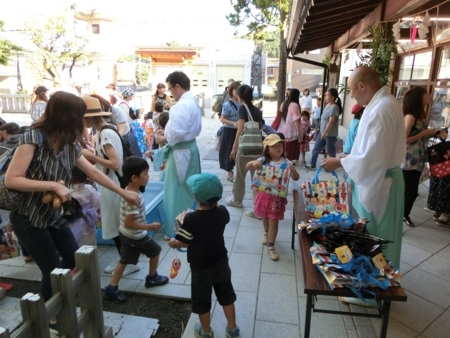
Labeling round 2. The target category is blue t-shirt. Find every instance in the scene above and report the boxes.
[221,100,239,128]
[312,106,321,119]
[344,118,360,154]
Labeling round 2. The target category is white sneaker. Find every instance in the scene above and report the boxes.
[424,207,435,213]
[104,258,119,274]
[262,232,268,245]
[266,246,279,261]
[118,264,140,277]
[226,197,243,208]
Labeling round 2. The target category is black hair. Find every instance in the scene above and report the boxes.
[198,196,220,208]
[154,102,164,113]
[0,122,21,135]
[263,136,285,164]
[327,88,343,115]
[157,112,169,129]
[282,89,300,120]
[301,110,310,119]
[277,132,285,140]
[144,112,153,120]
[129,107,140,120]
[122,156,149,183]
[71,166,88,185]
[237,84,253,105]
[262,119,266,125]
[166,71,190,91]
[403,87,427,121]
[354,107,365,120]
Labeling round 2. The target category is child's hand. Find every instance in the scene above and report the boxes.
[253,161,262,170]
[289,164,297,171]
[147,222,161,231]
[144,150,153,158]
[168,238,176,248]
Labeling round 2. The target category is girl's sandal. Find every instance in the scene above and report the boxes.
[227,176,234,182]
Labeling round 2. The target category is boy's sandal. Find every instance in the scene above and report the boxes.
[24,257,33,263]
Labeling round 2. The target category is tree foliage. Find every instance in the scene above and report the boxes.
[24,10,88,85]
[227,0,290,107]
[117,55,149,85]
[0,20,21,66]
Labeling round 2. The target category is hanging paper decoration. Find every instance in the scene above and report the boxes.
[392,20,401,41]
[356,42,363,56]
[411,25,418,43]
[329,55,336,65]
[335,55,341,65]
[343,51,349,63]
[418,11,431,39]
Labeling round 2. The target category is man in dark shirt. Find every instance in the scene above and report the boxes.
[168,173,240,338]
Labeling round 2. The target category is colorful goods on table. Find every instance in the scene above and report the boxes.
[0,228,20,260]
[309,234,401,301]
[301,168,348,219]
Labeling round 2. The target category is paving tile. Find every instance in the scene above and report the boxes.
[253,320,300,338]
[346,329,359,338]
[0,256,30,267]
[232,227,264,255]
[273,219,295,243]
[135,280,191,300]
[181,302,217,338]
[389,290,444,333]
[417,245,450,282]
[370,316,421,338]
[99,275,140,293]
[257,273,299,324]
[226,206,243,217]
[223,216,240,238]
[298,297,347,338]
[295,255,306,297]
[400,242,433,267]
[229,252,261,293]
[410,207,434,221]
[356,325,377,338]
[239,210,262,228]
[0,265,41,281]
[400,268,450,308]
[415,221,450,241]
[402,228,450,254]
[399,261,414,275]
[154,248,190,285]
[211,291,257,338]
[261,241,296,276]
[422,310,450,338]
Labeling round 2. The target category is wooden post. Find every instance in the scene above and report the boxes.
[75,246,106,338]
[20,293,50,338]
[0,327,11,338]
[50,269,79,337]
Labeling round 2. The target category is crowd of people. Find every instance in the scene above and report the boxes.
[1,65,448,337]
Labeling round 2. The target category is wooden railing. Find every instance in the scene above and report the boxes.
[0,95,30,114]
[0,246,113,338]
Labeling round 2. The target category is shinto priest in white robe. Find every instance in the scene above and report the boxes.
[341,87,406,268]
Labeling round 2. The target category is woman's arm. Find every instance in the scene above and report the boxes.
[75,156,139,206]
[321,116,336,139]
[246,160,262,170]
[5,144,73,201]
[230,119,244,160]
[82,143,120,171]
[294,120,302,141]
[116,122,126,135]
[220,114,237,128]
[404,115,436,144]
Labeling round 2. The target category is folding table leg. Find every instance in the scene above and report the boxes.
[291,210,296,250]
[304,294,313,338]
[380,300,391,338]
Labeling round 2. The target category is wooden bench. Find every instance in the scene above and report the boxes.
[291,186,407,338]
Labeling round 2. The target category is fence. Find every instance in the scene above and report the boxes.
[0,246,113,338]
[0,95,30,114]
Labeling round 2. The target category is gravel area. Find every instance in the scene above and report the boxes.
[0,277,191,337]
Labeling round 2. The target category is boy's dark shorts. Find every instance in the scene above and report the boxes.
[190,257,237,314]
[118,232,161,265]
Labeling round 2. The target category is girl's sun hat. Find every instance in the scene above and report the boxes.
[263,133,285,149]
[82,96,112,117]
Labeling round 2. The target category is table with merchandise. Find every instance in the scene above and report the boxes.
[291,185,407,338]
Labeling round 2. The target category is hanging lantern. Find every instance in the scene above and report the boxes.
[329,55,336,65]
[335,55,341,65]
[392,20,401,41]
[418,10,431,39]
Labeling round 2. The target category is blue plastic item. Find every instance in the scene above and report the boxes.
[96,182,165,245]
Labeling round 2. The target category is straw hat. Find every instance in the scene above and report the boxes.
[82,96,112,117]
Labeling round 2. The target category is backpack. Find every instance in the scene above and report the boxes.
[0,134,26,176]
[98,125,133,189]
[238,104,263,156]
[212,96,223,113]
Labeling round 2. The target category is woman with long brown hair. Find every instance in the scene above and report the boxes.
[150,83,173,112]
[5,92,139,304]
[401,87,437,227]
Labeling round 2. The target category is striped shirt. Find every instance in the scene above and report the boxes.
[119,189,148,240]
[16,129,82,228]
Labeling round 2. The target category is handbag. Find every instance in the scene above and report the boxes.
[271,110,282,130]
[301,167,349,219]
[427,141,450,178]
[0,131,43,211]
[238,104,263,156]
[251,160,291,198]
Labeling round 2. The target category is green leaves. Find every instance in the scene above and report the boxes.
[0,20,21,66]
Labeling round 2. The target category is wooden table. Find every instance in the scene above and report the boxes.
[291,186,407,338]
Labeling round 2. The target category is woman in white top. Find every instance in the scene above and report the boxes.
[29,86,48,122]
[81,96,140,277]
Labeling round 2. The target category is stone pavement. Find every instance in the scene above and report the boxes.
[0,113,450,338]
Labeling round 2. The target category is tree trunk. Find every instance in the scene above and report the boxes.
[277,10,287,109]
